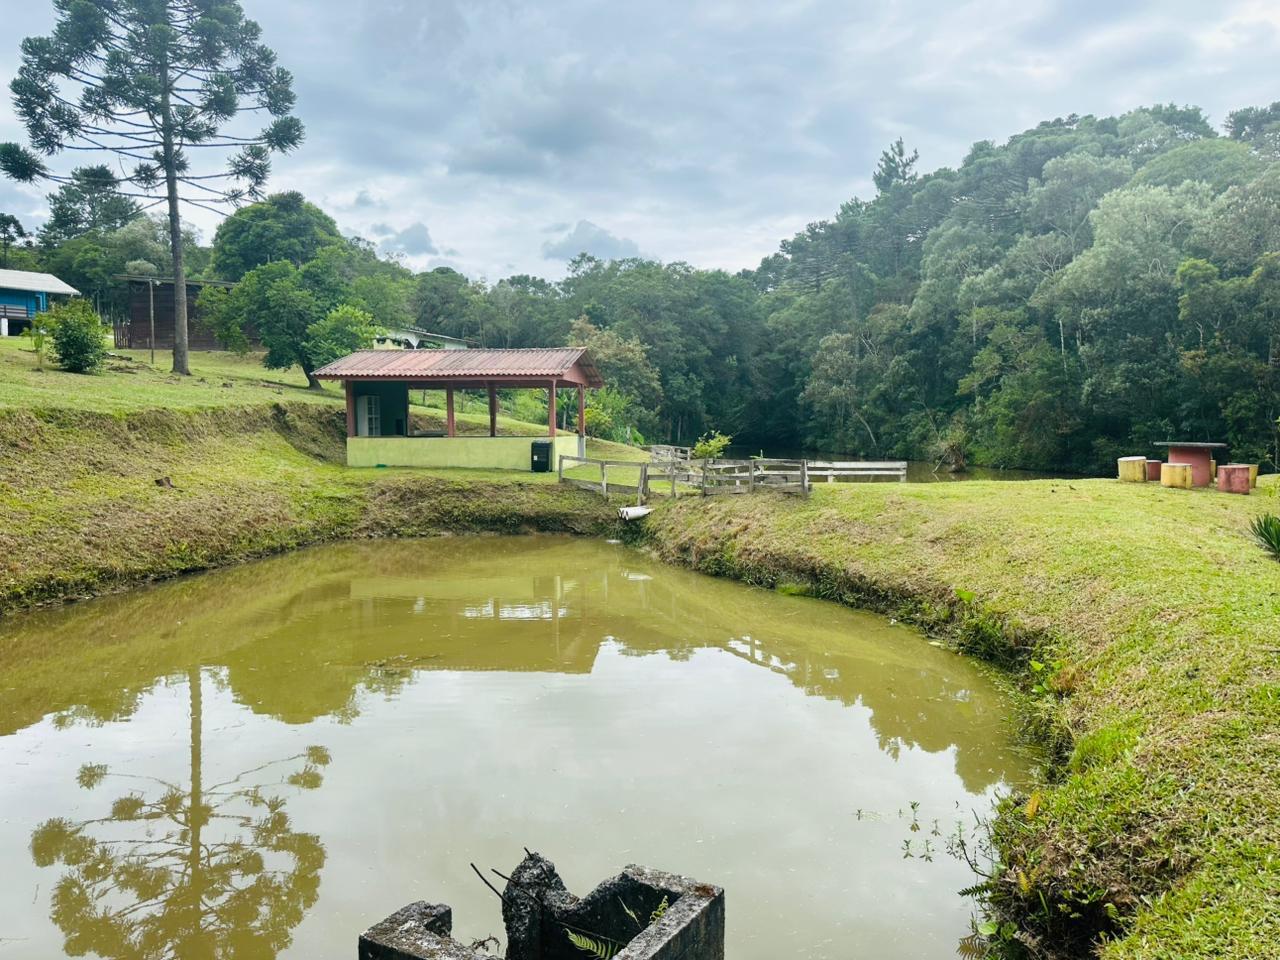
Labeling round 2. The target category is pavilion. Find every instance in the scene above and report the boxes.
[313,347,604,470]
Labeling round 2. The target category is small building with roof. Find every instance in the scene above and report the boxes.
[0,268,80,337]
[313,346,604,471]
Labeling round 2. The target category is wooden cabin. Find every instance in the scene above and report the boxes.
[113,277,252,350]
[0,269,79,337]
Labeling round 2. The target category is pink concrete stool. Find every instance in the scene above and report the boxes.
[1217,464,1251,495]
[1145,459,1162,481]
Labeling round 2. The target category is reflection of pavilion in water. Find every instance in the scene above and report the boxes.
[0,540,1018,793]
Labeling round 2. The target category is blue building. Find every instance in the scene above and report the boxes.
[0,268,80,337]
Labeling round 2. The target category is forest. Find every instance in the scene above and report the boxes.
[5,101,1280,474]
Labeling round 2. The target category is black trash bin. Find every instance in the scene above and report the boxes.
[531,439,553,473]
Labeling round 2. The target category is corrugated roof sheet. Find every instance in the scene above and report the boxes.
[313,347,603,386]
[0,268,79,296]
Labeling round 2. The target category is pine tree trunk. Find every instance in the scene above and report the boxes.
[161,61,189,376]
[166,171,189,375]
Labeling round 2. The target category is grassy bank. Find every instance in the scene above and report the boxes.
[642,481,1280,959]
[0,338,628,612]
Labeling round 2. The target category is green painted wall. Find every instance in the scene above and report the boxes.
[353,382,410,437]
[347,434,581,470]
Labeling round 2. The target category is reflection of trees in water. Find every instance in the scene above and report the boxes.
[29,668,328,960]
[2,539,1018,794]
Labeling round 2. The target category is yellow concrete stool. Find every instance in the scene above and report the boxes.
[1161,462,1193,489]
[1117,456,1147,482]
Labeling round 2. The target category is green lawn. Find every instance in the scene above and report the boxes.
[645,478,1280,960]
[0,338,645,457]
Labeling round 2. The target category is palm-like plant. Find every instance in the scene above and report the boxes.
[1249,513,1280,560]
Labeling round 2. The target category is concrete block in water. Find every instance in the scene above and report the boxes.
[359,902,482,960]
[359,854,723,960]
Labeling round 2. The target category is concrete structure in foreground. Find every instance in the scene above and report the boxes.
[359,855,724,960]
[314,347,603,472]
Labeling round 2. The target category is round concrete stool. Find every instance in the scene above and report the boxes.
[1118,456,1147,482]
[1217,464,1251,495]
[1161,463,1193,489]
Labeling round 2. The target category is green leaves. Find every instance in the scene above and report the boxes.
[1249,513,1280,560]
[0,143,48,182]
[565,929,621,959]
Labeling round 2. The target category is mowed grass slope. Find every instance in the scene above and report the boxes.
[0,338,634,610]
[645,479,1280,959]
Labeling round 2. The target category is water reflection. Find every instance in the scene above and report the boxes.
[28,668,328,960]
[0,537,1028,960]
[0,540,1010,790]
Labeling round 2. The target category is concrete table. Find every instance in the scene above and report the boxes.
[1153,442,1227,488]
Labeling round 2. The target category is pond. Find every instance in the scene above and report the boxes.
[0,538,1030,959]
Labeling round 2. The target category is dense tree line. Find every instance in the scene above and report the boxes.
[405,101,1280,470]
[7,101,1280,470]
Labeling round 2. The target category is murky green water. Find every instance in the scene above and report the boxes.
[0,537,1029,959]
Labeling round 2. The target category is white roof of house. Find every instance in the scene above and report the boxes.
[0,268,80,296]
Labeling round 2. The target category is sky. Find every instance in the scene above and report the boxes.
[2,0,1279,281]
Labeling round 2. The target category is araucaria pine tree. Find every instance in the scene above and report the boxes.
[0,0,303,375]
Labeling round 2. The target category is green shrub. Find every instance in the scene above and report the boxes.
[1249,513,1280,560]
[304,304,383,369]
[47,300,107,373]
[692,430,732,460]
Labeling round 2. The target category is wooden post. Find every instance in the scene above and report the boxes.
[801,459,809,494]
[639,463,648,505]
[558,452,566,483]
[148,279,156,366]
[446,387,456,437]
[344,381,356,438]
[748,460,756,494]
[600,460,608,498]
[488,383,497,437]
[577,385,585,437]
[670,462,677,498]
[548,380,558,437]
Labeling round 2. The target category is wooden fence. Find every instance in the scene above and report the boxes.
[807,460,908,482]
[648,444,692,462]
[560,455,906,502]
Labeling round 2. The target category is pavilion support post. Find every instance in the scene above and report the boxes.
[344,381,356,438]
[577,386,585,436]
[548,380,557,437]
[446,387,456,438]
[488,383,497,437]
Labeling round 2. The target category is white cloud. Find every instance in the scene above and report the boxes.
[3,0,1278,279]
[541,221,641,262]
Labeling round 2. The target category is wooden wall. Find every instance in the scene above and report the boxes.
[119,281,259,350]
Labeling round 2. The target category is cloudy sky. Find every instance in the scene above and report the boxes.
[2,0,1279,280]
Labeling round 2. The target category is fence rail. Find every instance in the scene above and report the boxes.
[560,454,906,503]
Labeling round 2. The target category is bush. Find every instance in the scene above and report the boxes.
[47,300,107,373]
[1250,513,1280,560]
[692,430,733,460]
[304,304,384,369]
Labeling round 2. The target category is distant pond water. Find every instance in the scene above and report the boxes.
[0,538,1030,959]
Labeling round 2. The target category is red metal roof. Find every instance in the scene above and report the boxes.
[313,347,603,387]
